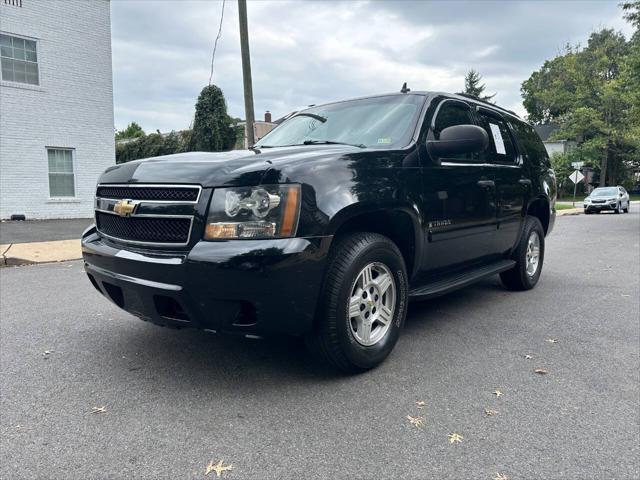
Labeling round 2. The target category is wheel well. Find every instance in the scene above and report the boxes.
[527,197,550,234]
[332,210,417,276]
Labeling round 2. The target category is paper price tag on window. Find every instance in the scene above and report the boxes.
[489,123,506,155]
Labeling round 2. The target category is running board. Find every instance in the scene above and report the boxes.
[409,259,516,301]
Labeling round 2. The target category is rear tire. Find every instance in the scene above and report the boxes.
[305,232,408,372]
[500,216,545,291]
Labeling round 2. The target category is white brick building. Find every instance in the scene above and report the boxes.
[0,0,114,219]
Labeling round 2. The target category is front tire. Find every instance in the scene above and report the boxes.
[305,232,408,372]
[615,202,623,214]
[500,216,545,291]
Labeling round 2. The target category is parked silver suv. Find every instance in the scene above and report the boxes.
[584,186,630,214]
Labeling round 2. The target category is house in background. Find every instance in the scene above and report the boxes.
[533,124,576,157]
[235,111,278,149]
[0,0,114,219]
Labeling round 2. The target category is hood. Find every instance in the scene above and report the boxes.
[99,145,363,187]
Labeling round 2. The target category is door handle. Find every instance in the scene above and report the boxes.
[477,180,495,188]
[518,179,532,186]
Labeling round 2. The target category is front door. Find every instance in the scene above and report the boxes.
[419,99,497,275]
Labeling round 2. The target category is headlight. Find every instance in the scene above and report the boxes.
[584,197,591,203]
[204,184,301,240]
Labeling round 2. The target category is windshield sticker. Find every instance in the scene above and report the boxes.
[377,138,392,144]
[489,123,506,155]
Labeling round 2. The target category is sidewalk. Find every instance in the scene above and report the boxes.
[1,239,81,266]
[0,218,90,266]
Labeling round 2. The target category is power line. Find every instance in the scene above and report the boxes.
[209,0,226,86]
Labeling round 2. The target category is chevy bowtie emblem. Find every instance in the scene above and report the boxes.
[113,199,137,217]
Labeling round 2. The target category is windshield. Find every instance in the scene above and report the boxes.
[255,95,425,149]
[592,187,618,197]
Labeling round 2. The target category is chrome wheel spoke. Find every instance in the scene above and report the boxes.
[378,305,393,326]
[374,272,393,296]
[361,264,374,285]
[358,319,372,344]
[348,293,362,319]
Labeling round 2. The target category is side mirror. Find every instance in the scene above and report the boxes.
[427,124,489,159]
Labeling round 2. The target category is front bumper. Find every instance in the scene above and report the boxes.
[82,227,331,335]
[584,202,617,212]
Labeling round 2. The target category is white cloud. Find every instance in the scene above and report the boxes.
[110,0,635,132]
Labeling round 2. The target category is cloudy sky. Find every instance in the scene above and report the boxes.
[110,0,633,133]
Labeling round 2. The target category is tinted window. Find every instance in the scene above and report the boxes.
[511,121,550,168]
[476,110,516,164]
[433,101,474,138]
[431,101,476,161]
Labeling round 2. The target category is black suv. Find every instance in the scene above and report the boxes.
[83,91,556,372]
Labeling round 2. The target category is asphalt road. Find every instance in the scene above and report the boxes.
[1,211,638,479]
[0,218,92,244]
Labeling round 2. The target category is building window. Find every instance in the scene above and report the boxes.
[0,33,38,85]
[47,149,75,197]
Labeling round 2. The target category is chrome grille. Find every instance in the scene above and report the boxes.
[96,213,192,244]
[96,185,200,202]
[94,184,201,247]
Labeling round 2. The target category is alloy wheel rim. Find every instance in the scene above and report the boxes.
[525,231,541,277]
[348,262,396,347]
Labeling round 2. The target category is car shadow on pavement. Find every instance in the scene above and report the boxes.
[93,277,504,389]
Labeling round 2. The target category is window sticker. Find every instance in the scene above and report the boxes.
[489,123,506,155]
[377,138,392,144]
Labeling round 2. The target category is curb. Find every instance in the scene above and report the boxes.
[0,239,82,267]
[556,208,583,216]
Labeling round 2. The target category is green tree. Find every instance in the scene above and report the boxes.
[521,18,638,186]
[622,1,640,28]
[462,69,496,101]
[115,121,145,140]
[189,85,237,152]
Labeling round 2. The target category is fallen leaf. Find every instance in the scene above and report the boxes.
[91,406,107,414]
[495,473,509,480]
[524,354,533,359]
[534,368,548,375]
[621,294,630,297]
[484,409,499,417]
[493,390,503,398]
[42,350,53,358]
[205,459,233,478]
[448,433,463,444]
[546,338,558,344]
[415,400,426,409]
[406,415,425,429]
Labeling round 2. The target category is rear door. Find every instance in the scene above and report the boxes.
[475,108,525,255]
[419,99,497,274]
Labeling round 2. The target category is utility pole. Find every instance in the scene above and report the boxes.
[238,0,255,147]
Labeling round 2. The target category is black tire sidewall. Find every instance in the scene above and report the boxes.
[517,218,545,289]
[333,241,408,369]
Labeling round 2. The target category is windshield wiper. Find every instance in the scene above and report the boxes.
[302,140,366,148]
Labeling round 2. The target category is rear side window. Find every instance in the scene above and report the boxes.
[511,121,550,169]
[476,110,517,164]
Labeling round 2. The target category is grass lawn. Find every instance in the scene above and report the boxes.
[556,203,580,210]
[557,194,640,202]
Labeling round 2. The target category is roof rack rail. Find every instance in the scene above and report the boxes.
[456,93,519,117]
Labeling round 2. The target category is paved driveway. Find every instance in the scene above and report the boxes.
[1,212,638,479]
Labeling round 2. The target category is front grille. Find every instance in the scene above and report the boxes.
[96,212,191,245]
[592,199,605,204]
[96,185,200,202]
